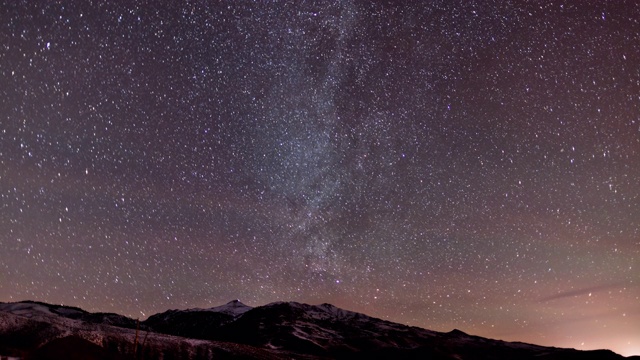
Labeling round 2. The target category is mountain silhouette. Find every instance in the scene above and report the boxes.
[1,300,637,360]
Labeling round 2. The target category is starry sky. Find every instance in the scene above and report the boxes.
[1,0,639,356]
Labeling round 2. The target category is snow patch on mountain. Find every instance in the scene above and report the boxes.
[0,301,88,320]
[0,302,55,317]
[206,299,252,316]
[174,300,252,318]
[263,301,364,322]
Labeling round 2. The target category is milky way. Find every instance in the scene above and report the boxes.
[1,1,639,356]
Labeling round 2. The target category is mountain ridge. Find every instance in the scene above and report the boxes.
[0,299,637,360]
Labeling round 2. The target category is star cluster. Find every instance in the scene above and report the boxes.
[1,1,639,356]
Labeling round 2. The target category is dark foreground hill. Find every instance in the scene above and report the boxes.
[1,300,637,360]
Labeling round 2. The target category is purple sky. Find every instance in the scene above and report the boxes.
[1,1,639,356]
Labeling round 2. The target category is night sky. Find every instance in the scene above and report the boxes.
[2,0,639,356]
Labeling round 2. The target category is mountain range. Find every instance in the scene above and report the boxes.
[0,300,637,360]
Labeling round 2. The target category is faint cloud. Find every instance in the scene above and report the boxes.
[539,281,627,302]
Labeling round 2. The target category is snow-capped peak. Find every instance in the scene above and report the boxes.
[206,300,252,317]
